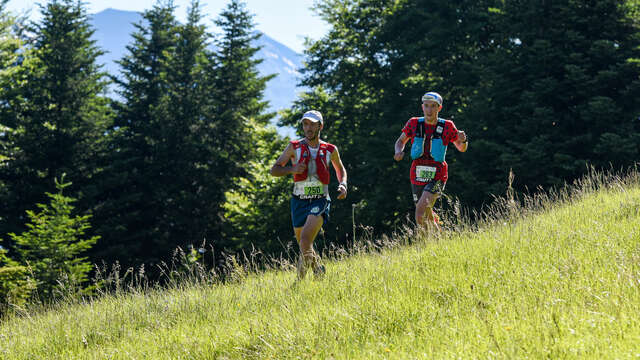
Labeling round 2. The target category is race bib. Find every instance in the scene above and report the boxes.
[294,178,325,198]
[304,184,322,196]
[415,165,436,182]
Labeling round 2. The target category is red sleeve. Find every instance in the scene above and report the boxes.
[443,120,459,145]
[402,118,418,138]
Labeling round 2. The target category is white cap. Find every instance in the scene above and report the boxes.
[300,110,323,124]
[421,92,443,106]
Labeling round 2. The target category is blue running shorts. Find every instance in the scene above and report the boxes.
[290,196,330,228]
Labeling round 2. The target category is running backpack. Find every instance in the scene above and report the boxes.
[291,140,334,184]
[410,117,447,162]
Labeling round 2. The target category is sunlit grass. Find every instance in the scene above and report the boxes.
[1,169,640,359]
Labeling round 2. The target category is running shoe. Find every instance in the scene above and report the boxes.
[313,264,326,279]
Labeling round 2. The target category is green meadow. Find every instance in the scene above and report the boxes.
[1,171,640,359]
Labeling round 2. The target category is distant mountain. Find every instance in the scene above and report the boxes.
[90,8,300,136]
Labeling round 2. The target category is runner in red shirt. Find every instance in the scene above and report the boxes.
[393,92,468,230]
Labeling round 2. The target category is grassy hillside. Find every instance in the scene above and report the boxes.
[1,171,639,359]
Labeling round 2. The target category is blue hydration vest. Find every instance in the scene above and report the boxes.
[410,117,447,162]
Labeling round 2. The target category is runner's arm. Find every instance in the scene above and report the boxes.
[270,143,303,176]
[331,148,348,199]
[394,133,410,161]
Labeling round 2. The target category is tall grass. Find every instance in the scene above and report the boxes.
[1,167,639,359]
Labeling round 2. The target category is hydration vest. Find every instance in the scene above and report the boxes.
[410,117,447,162]
[291,140,335,185]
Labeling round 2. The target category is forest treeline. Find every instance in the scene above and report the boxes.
[0,0,639,307]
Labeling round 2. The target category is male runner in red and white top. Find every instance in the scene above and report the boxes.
[393,92,468,230]
[271,110,348,279]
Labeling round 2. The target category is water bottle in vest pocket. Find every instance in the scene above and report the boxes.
[410,117,426,160]
[430,119,447,162]
[430,138,447,162]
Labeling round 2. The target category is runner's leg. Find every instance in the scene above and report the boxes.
[293,227,306,279]
[416,190,440,230]
[299,214,324,269]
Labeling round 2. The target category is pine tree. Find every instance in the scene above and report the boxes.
[97,0,282,268]
[0,242,35,311]
[210,0,279,251]
[9,176,98,301]
[95,0,180,267]
[0,0,35,313]
[0,0,113,247]
[0,0,23,196]
[212,0,274,128]
[159,0,213,247]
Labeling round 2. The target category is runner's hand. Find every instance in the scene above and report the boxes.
[291,162,307,174]
[394,151,404,161]
[337,184,347,199]
[457,130,467,143]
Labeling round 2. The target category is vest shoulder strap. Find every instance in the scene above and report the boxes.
[434,118,446,137]
[319,141,336,153]
[416,117,425,138]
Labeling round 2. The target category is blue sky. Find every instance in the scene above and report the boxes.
[6,0,330,53]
